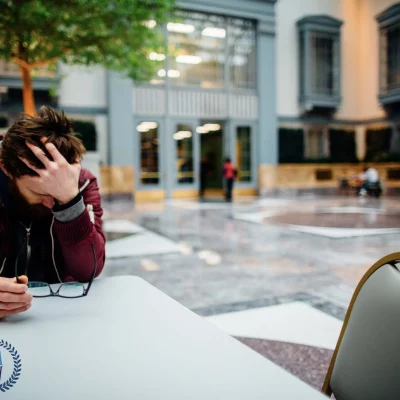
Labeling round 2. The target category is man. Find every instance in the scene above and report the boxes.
[358,166,381,197]
[0,106,106,319]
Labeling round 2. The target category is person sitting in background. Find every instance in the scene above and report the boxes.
[0,106,105,319]
[358,166,381,197]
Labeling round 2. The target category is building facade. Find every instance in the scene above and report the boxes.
[276,0,400,161]
[110,0,277,201]
[1,0,400,199]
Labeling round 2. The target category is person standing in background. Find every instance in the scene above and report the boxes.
[223,158,237,202]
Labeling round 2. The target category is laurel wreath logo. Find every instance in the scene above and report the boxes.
[0,340,21,392]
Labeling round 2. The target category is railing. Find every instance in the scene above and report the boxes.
[134,85,166,115]
[0,61,55,78]
[169,88,227,118]
[134,84,258,120]
[230,91,258,120]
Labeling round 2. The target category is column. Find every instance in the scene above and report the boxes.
[107,71,134,165]
[106,71,135,200]
[355,125,366,161]
[257,20,278,195]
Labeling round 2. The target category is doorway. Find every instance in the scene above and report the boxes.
[199,122,224,197]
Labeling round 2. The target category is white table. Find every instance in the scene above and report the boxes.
[1,276,328,399]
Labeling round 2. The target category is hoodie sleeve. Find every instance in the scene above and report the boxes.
[52,172,106,282]
[53,192,85,222]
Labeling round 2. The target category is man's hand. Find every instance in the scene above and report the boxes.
[21,138,81,205]
[0,276,32,319]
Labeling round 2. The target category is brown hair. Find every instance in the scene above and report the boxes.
[0,106,86,178]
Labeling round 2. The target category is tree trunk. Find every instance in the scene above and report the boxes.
[20,65,36,116]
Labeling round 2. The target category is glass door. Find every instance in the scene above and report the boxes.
[170,119,199,196]
[135,117,164,190]
[231,122,257,187]
[199,121,224,191]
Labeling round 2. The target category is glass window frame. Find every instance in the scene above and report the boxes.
[135,117,164,190]
[229,17,257,90]
[304,125,330,160]
[150,10,257,91]
[376,3,400,104]
[309,32,338,97]
[230,121,257,187]
[297,16,343,110]
[380,22,400,94]
[170,118,200,190]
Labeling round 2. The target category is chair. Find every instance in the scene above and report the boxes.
[337,178,351,196]
[322,252,400,399]
[366,182,382,198]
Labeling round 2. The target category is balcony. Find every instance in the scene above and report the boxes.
[297,16,343,114]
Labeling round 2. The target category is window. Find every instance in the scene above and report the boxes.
[137,121,160,185]
[297,16,343,110]
[229,19,257,89]
[175,123,194,184]
[304,127,329,160]
[236,126,252,182]
[310,33,335,96]
[148,11,257,89]
[386,25,400,91]
[377,4,400,101]
[167,11,226,88]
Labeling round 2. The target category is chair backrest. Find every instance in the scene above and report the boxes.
[322,252,400,400]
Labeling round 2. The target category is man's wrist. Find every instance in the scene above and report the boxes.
[53,192,85,222]
[54,192,82,211]
[56,189,80,205]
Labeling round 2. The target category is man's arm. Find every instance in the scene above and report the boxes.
[19,140,106,282]
[52,174,106,282]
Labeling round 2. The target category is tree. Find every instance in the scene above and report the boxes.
[0,0,174,115]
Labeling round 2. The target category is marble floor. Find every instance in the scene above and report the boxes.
[101,195,400,390]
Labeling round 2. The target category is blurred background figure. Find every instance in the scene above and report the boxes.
[179,157,194,184]
[223,158,237,202]
[199,156,210,200]
[357,166,382,198]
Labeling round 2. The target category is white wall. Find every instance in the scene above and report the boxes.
[58,65,107,108]
[335,0,362,120]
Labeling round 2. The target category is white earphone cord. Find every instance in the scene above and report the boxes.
[0,257,6,275]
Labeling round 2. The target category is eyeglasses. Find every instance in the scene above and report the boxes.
[15,240,97,299]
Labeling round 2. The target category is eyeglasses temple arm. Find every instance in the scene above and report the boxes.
[85,242,97,294]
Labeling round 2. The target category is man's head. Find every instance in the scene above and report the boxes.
[0,106,86,218]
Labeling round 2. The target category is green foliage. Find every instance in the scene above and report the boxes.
[329,129,358,163]
[365,127,392,162]
[0,0,175,81]
[279,128,305,163]
[72,120,97,152]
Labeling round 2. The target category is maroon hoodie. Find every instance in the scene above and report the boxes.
[0,168,106,283]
